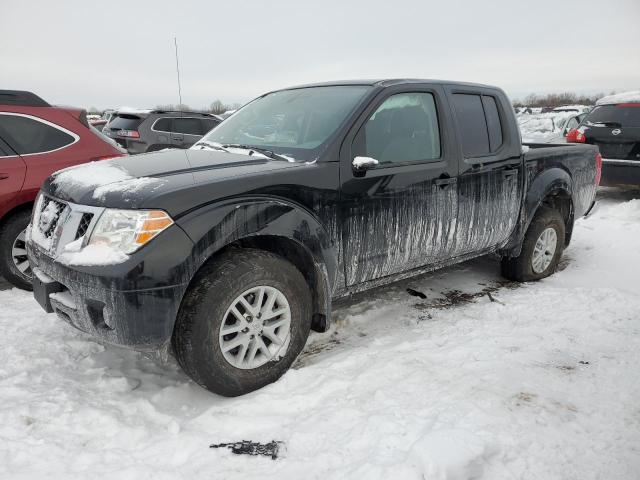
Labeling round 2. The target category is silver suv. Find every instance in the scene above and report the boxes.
[102,109,222,154]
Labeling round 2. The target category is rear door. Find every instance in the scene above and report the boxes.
[445,87,523,256]
[582,104,640,161]
[340,85,459,287]
[0,133,26,214]
[171,117,204,148]
[0,112,79,203]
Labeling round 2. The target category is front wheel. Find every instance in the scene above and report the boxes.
[0,210,33,290]
[172,249,312,396]
[501,207,565,282]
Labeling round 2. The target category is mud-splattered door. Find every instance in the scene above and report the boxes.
[340,89,459,287]
[447,90,523,256]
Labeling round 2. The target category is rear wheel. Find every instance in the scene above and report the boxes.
[172,249,312,396]
[0,210,33,290]
[501,207,565,282]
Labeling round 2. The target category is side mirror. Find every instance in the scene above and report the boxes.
[352,156,379,172]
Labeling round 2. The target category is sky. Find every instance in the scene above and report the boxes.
[1,0,639,110]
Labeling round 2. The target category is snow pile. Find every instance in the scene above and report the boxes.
[518,111,575,143]
[596,90,640,106]
[1,188,640,478]
[52,161,163,200]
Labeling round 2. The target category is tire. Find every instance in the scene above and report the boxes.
[173,248,312,397]
[501,206,565,282]
[0,210,33,291]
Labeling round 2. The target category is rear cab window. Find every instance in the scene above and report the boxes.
[0,113,77,155]
[451,93,504,158]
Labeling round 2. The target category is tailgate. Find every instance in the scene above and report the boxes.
[584,126,640,161]
[581,104,640,161]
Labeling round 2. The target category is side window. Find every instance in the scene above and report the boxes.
[452,94,490,157]
[0,114,76,155]
[202,118,220,133]
[566,117,579,131]
[153,117,172,132]
[482,96,503,151]
[357,92,441,165]
[172,118,203,136]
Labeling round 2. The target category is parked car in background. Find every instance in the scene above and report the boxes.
[102,109,223,154]
[519,111,588,143]
[87,114,107,131]
[566,91,640,185]
[27,79,599,396]
[0,90,125,289]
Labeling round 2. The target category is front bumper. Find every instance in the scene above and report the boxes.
[601,159,640,186]
[27,226,194,351]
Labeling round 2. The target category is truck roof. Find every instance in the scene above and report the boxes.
[281,78,497,91]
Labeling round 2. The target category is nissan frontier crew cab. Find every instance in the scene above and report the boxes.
[27,80,600,396]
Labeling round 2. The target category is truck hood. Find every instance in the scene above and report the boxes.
[42,149,304,213]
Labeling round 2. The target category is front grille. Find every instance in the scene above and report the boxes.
[74,213,94,240]
[39,197,67,238]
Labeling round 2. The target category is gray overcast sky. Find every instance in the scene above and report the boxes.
[2,0,639,110]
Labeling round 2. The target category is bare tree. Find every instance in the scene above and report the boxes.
[512,92,609,108]
[209,99,227,114]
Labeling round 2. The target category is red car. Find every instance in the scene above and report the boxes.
[0,90,125,289]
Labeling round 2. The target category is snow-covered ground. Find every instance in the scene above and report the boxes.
[1,188,639,479]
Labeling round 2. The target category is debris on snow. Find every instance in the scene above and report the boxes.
[210,440,284,460]
[406,287,427,299]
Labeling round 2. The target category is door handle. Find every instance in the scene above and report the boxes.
[502,168,518,179]
[434,177,456,188]
[0,173,8,180]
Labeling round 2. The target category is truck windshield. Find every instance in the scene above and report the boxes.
[195,85,371,161]
[585,105,640,128]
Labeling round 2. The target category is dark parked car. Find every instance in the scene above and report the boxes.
[566,91,640,185]
[0,90,125,289]
[102,109,222,154]
[27,79,600,396]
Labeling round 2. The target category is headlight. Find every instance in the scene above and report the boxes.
[88,209,174,254]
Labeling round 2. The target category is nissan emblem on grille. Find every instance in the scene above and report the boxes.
[39,199,64,237]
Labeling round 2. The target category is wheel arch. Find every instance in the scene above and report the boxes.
[502,167,575,257]
[0,201,34,231]
[177,197,338,332]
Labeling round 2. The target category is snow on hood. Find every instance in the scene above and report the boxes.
[51,161,164,201]
[596,91,640,106]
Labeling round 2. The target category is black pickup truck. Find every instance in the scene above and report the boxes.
[26,79,600,396]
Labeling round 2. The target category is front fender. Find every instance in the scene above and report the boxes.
[176,195,338,298]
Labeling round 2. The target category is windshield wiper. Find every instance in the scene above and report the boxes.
[193,140,231,152]
[221,144,293,162]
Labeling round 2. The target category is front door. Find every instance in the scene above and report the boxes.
[0,136,26,210]
[340,87,459,287]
